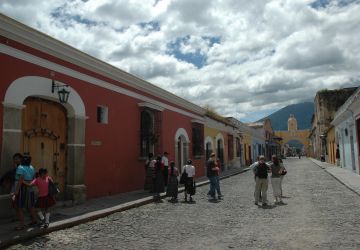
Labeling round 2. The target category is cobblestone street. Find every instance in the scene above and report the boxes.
[8,158,360,250]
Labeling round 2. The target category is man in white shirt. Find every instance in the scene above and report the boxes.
[183,160,196,202]
[161,152,169,187]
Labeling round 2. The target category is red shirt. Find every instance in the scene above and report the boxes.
[31,176,50,197]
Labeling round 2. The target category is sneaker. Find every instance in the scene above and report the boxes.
[262,203,268,207]
[254,202,259,205]
[37,219,45,227]
[43,223,49,229]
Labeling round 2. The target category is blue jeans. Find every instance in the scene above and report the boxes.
[209,176,222,197]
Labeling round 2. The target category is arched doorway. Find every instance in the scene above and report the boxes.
[206,142,212,159]
[217,139,224,171]
[174,128,189,172]
[22,97,67,196]
[204,136,213,161]
[2,76,86,203]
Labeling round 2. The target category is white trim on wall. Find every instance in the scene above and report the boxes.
[215,133,225,149]
[3,129,22,133]
[204,136,213,149]
[0,44,203,121]
[4,76,86,117]
[175,128,190,143]
[138,102,164,112]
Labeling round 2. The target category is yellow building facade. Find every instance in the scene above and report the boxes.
[326,126,336,164]
[241,132,253,165]
[204,117,230,170]
[204,116,242,170]
[275,115,310,156]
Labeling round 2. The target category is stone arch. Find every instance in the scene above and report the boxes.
[204,136,214,161]
[4,76,85,117]
[174,128,190,172]
[283,137,308,146]
[2,76,87,203]
[283,139,305,156]
[215,133,225,148]
[215,133,225,170]
[174,128,190,143]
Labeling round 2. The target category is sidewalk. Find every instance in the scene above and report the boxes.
[0,166,250,248]
[309,158,360,196]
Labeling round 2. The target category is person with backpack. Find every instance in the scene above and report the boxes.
[253,155,271,207]
[183,160,196,202]
[207,153,222,200]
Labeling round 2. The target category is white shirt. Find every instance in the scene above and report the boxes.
[161,156,169,166]
[183,164,195,177]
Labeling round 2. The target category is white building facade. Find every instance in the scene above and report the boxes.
[332,87,360,174]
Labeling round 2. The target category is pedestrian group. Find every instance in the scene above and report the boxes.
[143,151,225,203]
[0,153,58,231]
[252,155,287,207]
[0,151,287,231]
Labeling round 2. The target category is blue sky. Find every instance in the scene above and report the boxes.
[1,0,359,122]
[168,36,220,69]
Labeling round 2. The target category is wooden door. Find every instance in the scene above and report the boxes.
[22,97,67,195]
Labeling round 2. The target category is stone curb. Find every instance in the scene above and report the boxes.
[309,158,360,197]
[0,167,250,248]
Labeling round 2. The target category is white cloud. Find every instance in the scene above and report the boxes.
[1,0,360,122]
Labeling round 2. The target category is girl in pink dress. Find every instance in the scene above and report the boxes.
[28,168,56,228]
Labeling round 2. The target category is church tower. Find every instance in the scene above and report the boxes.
[288,114,297,132]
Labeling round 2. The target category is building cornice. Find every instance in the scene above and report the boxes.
[332,87,360,126]
[205,117,236,134]
[138,102,164,112]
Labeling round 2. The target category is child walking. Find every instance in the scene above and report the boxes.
[29,168,56,228]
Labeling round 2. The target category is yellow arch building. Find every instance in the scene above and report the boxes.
[275,114,310,156]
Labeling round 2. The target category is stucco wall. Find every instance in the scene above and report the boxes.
[336,119,359,174]
[0,49,204,199]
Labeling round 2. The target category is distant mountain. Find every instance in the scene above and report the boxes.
[257,102,314,131]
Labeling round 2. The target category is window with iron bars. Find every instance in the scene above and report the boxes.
[192,123,204,158]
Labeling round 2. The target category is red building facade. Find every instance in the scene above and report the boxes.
[0,14,205,205]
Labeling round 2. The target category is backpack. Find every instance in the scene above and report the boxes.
[256,163,268,179]
[179,167,188,184]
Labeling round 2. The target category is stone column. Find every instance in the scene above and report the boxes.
[1,104,23,175]
[0,104,24,218]
[65,115,87,204]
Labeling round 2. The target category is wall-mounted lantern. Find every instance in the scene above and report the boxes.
[52,80,70,104]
